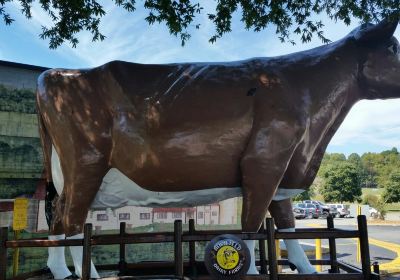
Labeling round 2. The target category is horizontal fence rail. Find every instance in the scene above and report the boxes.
[0,215,379,280]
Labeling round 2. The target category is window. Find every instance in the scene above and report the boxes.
[172,212,182,219]
[119,213,130,220]
[97,214,108,221]
[211,211,218,217]
[198,211,204,219]
[140,213,150,220]
[157,212,167,219]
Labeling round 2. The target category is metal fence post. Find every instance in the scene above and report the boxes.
[258,221,267,274]
[82,223,93,280]
[189,219,197,276]
[0,227,8,280]
[174,220,183,278]
[358,215,371,279]
[118,222,127,276]
[266,218,278,280]
[327,216,339,273]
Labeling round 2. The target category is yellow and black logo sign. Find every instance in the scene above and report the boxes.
[204,234,250,279]
[216,245,239,270]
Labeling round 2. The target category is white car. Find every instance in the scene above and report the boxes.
[369,207,379,217]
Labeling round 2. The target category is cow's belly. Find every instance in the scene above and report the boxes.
[51,145,304,209]
[51,146,242,209]
[91,168,242,209]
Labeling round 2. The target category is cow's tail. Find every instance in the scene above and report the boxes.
[36,86,58,227]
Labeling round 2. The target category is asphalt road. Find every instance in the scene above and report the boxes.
[295,217,400,275]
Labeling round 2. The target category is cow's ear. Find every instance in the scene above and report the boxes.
[355,18,399,43]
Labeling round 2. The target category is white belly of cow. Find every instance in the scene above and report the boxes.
[51,146,242,209]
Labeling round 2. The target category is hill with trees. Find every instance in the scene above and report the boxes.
[296,148,400,219]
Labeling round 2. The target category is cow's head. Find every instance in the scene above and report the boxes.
[355,18,399,99]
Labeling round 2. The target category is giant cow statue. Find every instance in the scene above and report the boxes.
[37,19,399,278]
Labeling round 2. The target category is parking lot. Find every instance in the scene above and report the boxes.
[294,217,400,276]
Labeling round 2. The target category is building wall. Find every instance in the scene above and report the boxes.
[195,205,220,225]
[86,206,154,231]
[0,64,45,90]
[0,62,46,199]
[219,197,239,225]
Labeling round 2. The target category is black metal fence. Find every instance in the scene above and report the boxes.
[0,215,380,280]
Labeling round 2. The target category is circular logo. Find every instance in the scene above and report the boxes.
[216,245,239,270]
[204,234,250,279]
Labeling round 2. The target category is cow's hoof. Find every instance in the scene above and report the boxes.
[204,234,250,279]
[288,262,297,271]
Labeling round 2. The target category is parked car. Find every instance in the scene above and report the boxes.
[298,203,320,218]
[328,205,338,218]
[294,203,316,219]
[293,207,307,219]
[327,204,350,218]
[369,207,379,218]
[303,200,331,218]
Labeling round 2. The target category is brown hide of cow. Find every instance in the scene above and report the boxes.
[36,20,399,236]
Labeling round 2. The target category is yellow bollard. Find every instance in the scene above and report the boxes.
[275,239,282,272]
[315,239,322,272]
[356,205,362,263]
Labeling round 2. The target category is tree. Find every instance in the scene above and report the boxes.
[1,0,399,49]
[383,172,400,203]
[320,162,361,203]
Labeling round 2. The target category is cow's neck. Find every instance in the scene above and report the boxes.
[294,40,361,118]
[280,39,362,187]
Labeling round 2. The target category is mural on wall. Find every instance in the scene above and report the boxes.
[0,84,43,198]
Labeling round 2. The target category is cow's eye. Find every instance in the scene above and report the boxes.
[388,44,398,54]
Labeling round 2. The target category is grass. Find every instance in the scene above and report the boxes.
[362,188,384,196]
[386,203,400,211]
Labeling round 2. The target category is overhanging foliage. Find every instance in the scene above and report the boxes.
[0,0,398,48]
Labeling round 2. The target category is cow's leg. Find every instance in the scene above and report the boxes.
[62,163,106,279]
[47,184,75,278]
[47,233,74,279]
[55,144,108,279]
[244,240,258,274]
[240,124,300,231]
[240,121,301,274]
[269,199,317,274]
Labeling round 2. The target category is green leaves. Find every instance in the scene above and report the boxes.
[1,0,399,48]
[320,162,362,203]
[144,0,202,46]
[37,0,108,49]
[383,172,400,203]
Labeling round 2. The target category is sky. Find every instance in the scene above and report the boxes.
[1,2,399,156]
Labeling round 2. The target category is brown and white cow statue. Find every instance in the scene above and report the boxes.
[37,19,399,278]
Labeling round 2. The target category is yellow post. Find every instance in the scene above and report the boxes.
[275,239,282,272]
[315,239,322,272]
[12,198,28,277]
[356,205,362,263]
[12,230,20,276]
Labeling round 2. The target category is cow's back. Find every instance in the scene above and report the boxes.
[37,61,261,191]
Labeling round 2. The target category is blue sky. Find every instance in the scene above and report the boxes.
[1,2,399,156]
